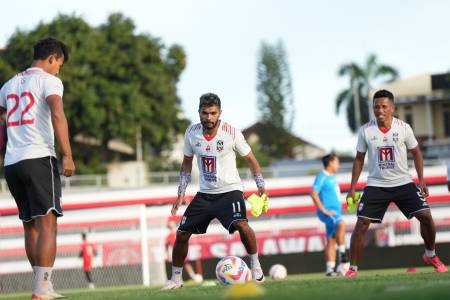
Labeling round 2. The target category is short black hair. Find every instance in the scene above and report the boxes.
[373,89,394,103]
[322,153,338,168]
[199,93,221,110]
[33,37,69,62]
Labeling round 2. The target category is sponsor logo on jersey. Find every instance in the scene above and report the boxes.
[206,144,211,151]
[377,146,395,169]
[201,156,217,182]
[393,132,399,142]
[217,140,224,152]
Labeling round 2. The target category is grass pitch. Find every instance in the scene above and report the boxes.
[1,268,449,300]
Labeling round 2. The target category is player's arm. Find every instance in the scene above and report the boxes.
[0,107,5,122]
[47,94,75,177]
[243,151,266,196]
[410,146,429,197]
[347,151,366,200]
[310,190,334,216]
[171,155,193,216]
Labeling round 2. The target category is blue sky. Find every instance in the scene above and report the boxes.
[1,0,449,153]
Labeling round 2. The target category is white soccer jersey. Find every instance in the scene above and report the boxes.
[184,121,251,194]
[356,118,418,187]
[0,67,63,166]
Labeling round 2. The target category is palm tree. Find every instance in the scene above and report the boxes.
[336,54,399,133]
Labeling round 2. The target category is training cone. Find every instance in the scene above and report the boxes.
[224,282,266,298]
[407,267,416,273]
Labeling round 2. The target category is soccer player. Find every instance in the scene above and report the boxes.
[345,89,447,277]
[310,154,348,276]
[162,93,266,290]
[0,38,75,299]
[79,232,96,289]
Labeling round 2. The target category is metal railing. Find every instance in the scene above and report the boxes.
[0,159,446,194]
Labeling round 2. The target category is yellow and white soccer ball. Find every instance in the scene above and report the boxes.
[269,264,287,280]
[215,256,252,285]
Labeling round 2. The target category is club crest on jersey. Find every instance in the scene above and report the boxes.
[377,146,395,170]
[217,140,224,152]
[201,156,217,182]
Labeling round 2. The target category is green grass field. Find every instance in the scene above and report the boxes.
[1,268,449,300]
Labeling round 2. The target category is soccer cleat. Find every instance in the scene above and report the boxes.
[422,254,448,273]
[247,194,263,217]
[345,268,358,278]
[261,193,269,214]
[252,267,265,283]
[47,281,68,299]
[161,280,183,291]
[31,294,50,300]
[46,292,67,299]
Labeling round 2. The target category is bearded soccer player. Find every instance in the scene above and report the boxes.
[345,89,447,278]
[162,93,267,290]
[0,38,75,299]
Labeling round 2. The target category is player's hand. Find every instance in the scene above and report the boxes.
[323,209,335,216]
[171,195,184,216]
[346,189,356,202]
[62,155,75,177]
[258,186,266,197]
[418,180,429,198]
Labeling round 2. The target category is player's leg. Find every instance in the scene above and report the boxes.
[395,183,447,272]
[348,218,370,271]
[27,157,63,297]
[346,186,389,277]
[163,193,211,290]
[23,220,38,267]
[216,191,265,283]
[325,237,336,276]
[335,221,349,274]
[318,213,337,275]
[232,220,264,282]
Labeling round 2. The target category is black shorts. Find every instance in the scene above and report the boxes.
[178,190,247,234]
[4,156,62,222]
[357,182,429,223]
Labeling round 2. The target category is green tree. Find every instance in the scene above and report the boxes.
[256,40,296,159]
[0,13,188,173]
[336,54,399,133]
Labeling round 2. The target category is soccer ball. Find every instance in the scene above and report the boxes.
[215,256,252,285]
[269,264,287,280]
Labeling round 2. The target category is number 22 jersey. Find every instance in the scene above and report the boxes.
[0,67,63,166]
[184,121,251,194]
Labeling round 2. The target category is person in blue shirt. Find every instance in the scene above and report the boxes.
[310,154,348,275]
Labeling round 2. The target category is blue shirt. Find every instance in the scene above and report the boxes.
[312,170,342,214]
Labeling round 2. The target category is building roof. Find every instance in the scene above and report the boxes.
[371,73,450,104]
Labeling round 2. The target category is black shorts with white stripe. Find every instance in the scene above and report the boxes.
[4,156,62,222]
[178,190,247,234]
[357,182,430,223]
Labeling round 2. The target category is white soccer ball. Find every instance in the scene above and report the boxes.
[215,256,252,285]
[269,264,287,280]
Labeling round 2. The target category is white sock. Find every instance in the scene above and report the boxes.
[171,266,183,282]
[33,266,52,296]
[350,265,358,272]
[338,245,346,254]
[326,261,336,273]
[249,253,261,269]
[425,249,436,258]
